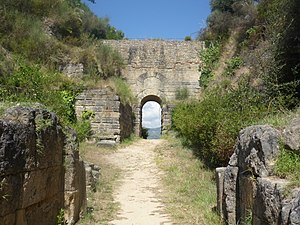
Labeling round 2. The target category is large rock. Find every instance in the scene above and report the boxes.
[218,124,300,225]
[253,177,288,225]
[229,125,280,177]
[281,189,300,225]
[0,106,88,225]
[283,117,300,152]
[223,166,238,225]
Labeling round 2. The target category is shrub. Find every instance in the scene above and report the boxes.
[175,87,189,100]
[73,110,95,142]
[172,82,268,167]
[96,44,123,78]
[199,41,221,88]
[223,56,243,77]
[110,77,136,104]
[184,36,192,41]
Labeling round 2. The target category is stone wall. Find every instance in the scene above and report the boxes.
[0,106,86,225]
[75,88,133,144]
[103,40,203,101]
[216,121,300,225]
[102,40,203,135]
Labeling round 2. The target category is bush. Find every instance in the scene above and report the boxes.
[223,56,243,77]
[175,87,189,100]
[96,44,123,78]
[141,127,149,139]
[184,36,192,41]
[172,82,268,167]
[110,77,136,104]
[199,41,221,88]
[73,110,95,142]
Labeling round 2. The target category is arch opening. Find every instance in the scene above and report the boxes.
[140,95,162,139]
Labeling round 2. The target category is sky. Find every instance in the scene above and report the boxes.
[82,0,211,128]
[142,102,161,128]
[83,0,211,40]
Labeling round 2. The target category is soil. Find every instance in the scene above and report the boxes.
[105,139,173,225]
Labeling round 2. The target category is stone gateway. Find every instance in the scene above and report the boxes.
[76,40,204,142]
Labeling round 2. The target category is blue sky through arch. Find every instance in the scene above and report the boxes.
[142,101,161,129]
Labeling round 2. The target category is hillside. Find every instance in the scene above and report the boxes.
[173,0,300,167]
[0,0,129,139]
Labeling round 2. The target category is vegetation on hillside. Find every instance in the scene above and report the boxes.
[0,0,127,140]
[173,0,300,167]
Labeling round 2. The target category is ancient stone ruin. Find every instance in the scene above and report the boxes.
[103,40,204,136]
[216,120,300,225]
[75,88,133,145]
[0,106,87,225]
[74,40,204,140]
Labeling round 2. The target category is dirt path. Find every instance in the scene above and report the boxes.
[105,139,172,225]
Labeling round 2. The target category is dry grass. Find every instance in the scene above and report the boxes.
[78,143,121,225]
[155,134,222,225]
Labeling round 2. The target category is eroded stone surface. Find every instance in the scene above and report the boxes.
[283,117,300,153]
[217,124,300,225]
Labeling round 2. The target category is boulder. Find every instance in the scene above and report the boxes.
[283,117,300,152]
[229,125,280,177]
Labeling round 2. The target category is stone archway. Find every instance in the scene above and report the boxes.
[133,95,173,137]
[140,95,162,138]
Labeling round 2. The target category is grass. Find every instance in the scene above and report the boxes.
[78,142,121,225]
[253,107,300,128]
[155,134,222,225]
[274,145,300,188]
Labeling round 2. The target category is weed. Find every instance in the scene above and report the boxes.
[57,208,65,225]
[120,135,140,147]
[199,41,221,88]
[109,77,137,104]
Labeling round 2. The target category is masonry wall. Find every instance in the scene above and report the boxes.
[75,88,133,143]
[101,40,204,135]
[102,40,203,101]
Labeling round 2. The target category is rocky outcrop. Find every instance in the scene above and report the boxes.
[0,106,65,225]
[216,123,300,225]
[0,106,87,225]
